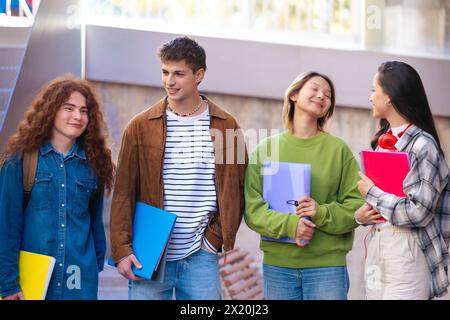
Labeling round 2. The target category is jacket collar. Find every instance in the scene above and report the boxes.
[395,124,422,152]
[40,140,86,160]
[146,95,229,120]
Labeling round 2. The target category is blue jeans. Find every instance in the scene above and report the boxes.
[263,264,349,300]
[128,248,221,300]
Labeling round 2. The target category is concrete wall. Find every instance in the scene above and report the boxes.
[94,80,450,300]
[86,25,450,118]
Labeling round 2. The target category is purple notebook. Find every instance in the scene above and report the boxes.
[262,161,311,243]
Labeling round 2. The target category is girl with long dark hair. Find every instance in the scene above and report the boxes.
[356,61,450,299]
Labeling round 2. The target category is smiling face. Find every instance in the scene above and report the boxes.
[51,91,89,143]
[369,72,392,119]
[290,76,332,120]
[161,59,204,104]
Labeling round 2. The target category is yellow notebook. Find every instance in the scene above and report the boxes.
[18,250,56,300]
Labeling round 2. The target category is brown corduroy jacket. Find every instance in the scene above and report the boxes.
[110,95,248,262]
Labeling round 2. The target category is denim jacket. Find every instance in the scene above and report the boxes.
[0,141,106,299]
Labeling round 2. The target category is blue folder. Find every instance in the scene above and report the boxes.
[262,161,311,243]
[108,201,177,282]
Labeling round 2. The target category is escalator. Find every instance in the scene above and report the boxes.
[0,0,81,150]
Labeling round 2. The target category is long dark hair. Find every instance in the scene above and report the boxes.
[370,61,443,155]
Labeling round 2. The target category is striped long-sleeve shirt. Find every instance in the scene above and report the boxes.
[365,125,450,299]
[163,105,218,261]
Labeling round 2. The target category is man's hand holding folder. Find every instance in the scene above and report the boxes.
[117,254,144,281]
[109,202,177,282]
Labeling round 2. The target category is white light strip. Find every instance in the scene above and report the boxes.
[80,0,87,79]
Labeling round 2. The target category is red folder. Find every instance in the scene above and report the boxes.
[360,150,410,222]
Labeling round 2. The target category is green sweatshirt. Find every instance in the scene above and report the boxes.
[244,130,364,268]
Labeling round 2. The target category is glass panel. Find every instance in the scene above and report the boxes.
[85,0,362,50]
[85,0,450,59]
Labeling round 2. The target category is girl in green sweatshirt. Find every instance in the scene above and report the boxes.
[244,72,364,300]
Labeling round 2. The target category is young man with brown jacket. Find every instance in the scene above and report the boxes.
[110,36,247,300]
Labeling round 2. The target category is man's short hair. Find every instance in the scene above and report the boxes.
[158,36,207,73]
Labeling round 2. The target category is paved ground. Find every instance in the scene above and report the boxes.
[98,264,128,300]
[98,222,261,300]
[98,222,449,300]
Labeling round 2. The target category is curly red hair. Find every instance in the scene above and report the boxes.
[0,75,115,194]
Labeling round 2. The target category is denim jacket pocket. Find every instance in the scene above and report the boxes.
[31,172,53,211]
[74,179,97,217]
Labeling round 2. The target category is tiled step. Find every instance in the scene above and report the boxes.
[0,46,25,66]
[0,90,10,111]
[0,90,11,129]
[0,27,29,129]
[0,27,30,47]
[0,66,19,88]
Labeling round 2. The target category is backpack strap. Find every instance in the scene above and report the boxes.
[22,149,39,207]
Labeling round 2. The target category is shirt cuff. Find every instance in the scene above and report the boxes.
[365,185,391,221]
[287,214,301,240]
[202,237,218,254]
[365,185,384,210]
[312,204,327,226]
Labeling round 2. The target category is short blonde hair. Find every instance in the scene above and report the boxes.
[282,71,336,132]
